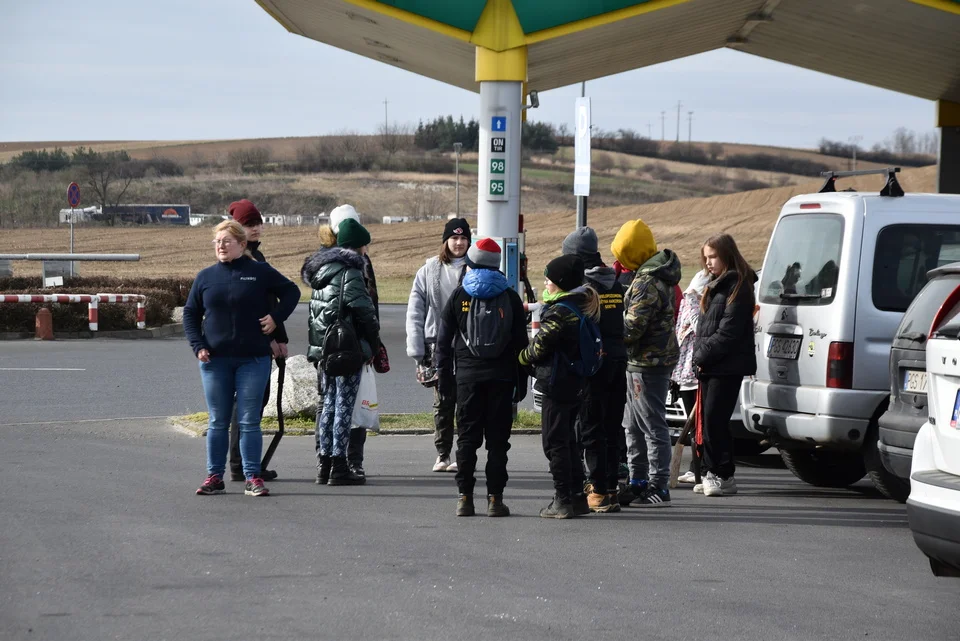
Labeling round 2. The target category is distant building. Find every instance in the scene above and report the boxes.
[383,216,411,224]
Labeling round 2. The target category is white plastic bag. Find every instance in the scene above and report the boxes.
[352,364,380,431]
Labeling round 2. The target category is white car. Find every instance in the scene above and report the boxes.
[907,289,960,577]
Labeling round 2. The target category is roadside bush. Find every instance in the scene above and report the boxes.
[0,276,193,332]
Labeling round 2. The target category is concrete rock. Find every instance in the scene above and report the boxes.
[171,307,184,323]
[263,354,318,418]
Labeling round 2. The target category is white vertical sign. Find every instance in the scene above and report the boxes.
[574,97,591,197]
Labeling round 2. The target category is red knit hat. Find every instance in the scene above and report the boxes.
[229,199,262,226]
[465,237,502,270]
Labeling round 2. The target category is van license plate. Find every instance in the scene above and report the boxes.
[903,370,927,394]
[767,336,801,360]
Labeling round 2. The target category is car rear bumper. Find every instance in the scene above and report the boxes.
[878,441,913,479]
[740,379,883,447]
[907,422,960,573]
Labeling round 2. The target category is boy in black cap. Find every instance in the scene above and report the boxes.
[519,255,602,519]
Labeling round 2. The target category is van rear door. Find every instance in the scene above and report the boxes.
[754,207,853,411]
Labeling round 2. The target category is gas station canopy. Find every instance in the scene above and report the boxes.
[256,0,960,102]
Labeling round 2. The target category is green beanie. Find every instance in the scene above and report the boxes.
[336,218,371,249]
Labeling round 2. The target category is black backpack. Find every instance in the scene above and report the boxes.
[460,291,513,359]
[556,301,603,377]
[320,271,366,376]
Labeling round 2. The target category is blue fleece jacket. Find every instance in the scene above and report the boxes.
[183,256,300,358]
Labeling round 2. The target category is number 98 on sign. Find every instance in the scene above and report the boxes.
[490,159,505,174]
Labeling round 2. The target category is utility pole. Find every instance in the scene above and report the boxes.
[576,81,588,228]
[647,123,652,138]
[453,142,463,216]
[675,101,683,143]
[383,98,389,134]
[848,135,863,171]
[661,111,665,142]
[688,111,693,153]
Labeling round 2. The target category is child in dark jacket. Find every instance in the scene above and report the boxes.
[436,239,528,518]
[562,227,626,514]
[519,254,602,519]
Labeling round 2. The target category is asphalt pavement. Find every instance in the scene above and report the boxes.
[1,304,959,640]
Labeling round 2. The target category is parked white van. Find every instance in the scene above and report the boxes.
[740,168,960,499]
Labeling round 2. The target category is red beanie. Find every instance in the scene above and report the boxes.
[229,199,262,226]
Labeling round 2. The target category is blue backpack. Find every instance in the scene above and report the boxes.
[556,302,604,377]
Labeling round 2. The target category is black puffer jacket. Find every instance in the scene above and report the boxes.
[693,270,757,377]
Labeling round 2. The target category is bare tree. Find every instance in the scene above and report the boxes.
[378,122,411,165]
[73,149,138,218]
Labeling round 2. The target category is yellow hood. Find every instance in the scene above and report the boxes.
[611,219,657,271]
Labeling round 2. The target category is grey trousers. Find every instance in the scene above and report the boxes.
[622,370,672,489]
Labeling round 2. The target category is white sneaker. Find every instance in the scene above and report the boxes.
[446,461,458,473]
[433,456,449,472]
[678,471,697,484]
[694,483,704,494]
[701,473,737,496]
[703,473,723,496]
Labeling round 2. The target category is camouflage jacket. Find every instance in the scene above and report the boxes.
[623,249,682,371]
[519,290,588,401]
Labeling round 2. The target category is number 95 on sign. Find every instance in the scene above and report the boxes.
[489,179,505,195]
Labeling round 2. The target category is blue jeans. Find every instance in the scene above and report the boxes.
[316,370,362,459]
[623,370,672,489]
[199,356,272,479]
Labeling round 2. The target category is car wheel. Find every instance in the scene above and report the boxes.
[733,438,768,457]
[779,448,866,487]
[863,425,911,503]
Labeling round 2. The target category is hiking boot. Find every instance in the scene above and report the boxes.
[487,494,510,517]
[573,492,590,516]
[315,455,331,485]
[244,477,270,497]
[328,457,364,486]
[229,469,245,482]
[587,491,615,513]
[606,493,622,513]
[633,486,671,507]
[677,470,697,484]
[196,474,225,496]
[456,494,475,517]
[349,462,366,480]
[433,456,451,472]
[540,495,574,519]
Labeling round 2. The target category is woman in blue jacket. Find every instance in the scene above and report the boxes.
[184,220,300,498]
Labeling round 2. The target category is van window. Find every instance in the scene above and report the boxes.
[758,214,843,306]
[873,225,960,312]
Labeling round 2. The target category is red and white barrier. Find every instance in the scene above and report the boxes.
[97,294,146,329]
[0,293,147,331]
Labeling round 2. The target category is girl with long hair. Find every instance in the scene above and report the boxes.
[692,233,758,497]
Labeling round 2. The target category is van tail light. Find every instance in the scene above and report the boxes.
[827,342,854,389]
[929,284,960,337]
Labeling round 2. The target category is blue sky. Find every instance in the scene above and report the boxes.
[0,0,936,149]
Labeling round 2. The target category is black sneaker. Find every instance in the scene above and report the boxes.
[539,495,574,519]
[244,477,270,497]
[634,486,671,508]
[196,474,225,495]
[456,494,475,517]
[487,494,510,517]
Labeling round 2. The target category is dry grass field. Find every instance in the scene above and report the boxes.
[0,165,936,300]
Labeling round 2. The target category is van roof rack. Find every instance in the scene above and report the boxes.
[818,167,903,197]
